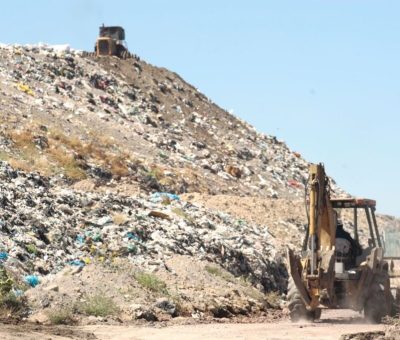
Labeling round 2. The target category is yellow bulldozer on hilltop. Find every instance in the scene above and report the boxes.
[83,24,136,59]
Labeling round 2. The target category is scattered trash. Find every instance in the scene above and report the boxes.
[128,244,138,254]
[148,211,171,220]
[17,82,34,96]
[96,216,113,226]
[75,235,85,244]
[69,260,85,267]
[12,288,24,297]
[24,275,40,287]
[0,252,8,263]
[288,180,302,188]
[126,232,140,241]
[150,192,180,203]
[85,231,101,242]
[82,257,91,265]
[0,43,349,297]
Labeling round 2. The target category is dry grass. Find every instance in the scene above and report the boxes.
[0,292,27,319]
[47,147,86,180]
[135,272,169,295]
[205,264,235,283]
[110,156,130,177]
[7,158,33,173]
[7,130,51,173]
[0,151,10,161]
[4,124,135,180]
[47,307,74,325]
[0,268,27,319]
[264,291,281,308]
[77,294,118,317]
[50,129,132,177]
[9,130,35,149]
[147,165,164,180]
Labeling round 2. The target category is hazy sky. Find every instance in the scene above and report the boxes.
[2,1,400,216]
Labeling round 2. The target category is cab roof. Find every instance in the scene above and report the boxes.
[331,198,376,209]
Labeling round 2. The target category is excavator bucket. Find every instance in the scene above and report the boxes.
[287,248,311,306]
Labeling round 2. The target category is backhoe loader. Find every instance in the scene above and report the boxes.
[287,163,393,322]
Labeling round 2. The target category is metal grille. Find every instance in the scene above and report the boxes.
[98,40,109,55]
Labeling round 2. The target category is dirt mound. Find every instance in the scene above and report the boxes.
[26,256,280,324]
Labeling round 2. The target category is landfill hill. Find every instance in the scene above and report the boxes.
[0,44,397,325]
[0,44,327,199]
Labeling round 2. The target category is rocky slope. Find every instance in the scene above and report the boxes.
[0,43,396,324]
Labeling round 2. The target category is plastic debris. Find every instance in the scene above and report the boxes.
[288,180,302,188]
[150,192,180,203]
[24,275,40,287]
[17,83,34,96]
[69,260,85,267]
[12,288,24,297]
[76,235,85,244]
[126,232,140,241]
[0,252,8,263]
[82,257,91,265]
[127,244,138,254]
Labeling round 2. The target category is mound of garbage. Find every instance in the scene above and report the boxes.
[0,160,289,321]
[0,43,346,199]
[0,43,384,324]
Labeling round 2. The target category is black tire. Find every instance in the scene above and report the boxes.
[364,274,392,323]
[287,277,320,322]
[313,307,322,320]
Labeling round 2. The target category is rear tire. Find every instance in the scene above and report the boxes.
[287,278,320,321]
[364,274,392,323]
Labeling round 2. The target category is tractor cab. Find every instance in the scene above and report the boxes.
[330,198,384,276]
[99,26,125,40]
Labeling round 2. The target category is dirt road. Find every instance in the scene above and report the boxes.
[0,310,384,340]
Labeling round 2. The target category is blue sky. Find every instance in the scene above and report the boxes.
[2,1,400,216]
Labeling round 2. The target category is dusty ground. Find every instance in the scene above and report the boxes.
[0,310,385,340]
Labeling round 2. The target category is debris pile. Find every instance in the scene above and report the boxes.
[0,43,357,323]
[0,161,285,294]
[0,44,346,198]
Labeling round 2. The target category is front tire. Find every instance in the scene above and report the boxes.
[287,277,320,321]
